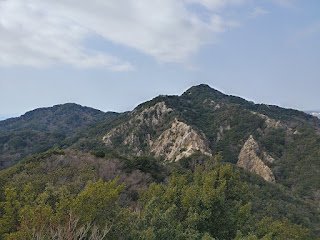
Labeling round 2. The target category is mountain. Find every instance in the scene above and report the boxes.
[0,103,114,135]
[0,103,119,169]
[0,84,320,238]
[72,84,319,202]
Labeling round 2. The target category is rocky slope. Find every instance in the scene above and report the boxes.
[237,135,275,183]
[91,84,320,204]
[103,102,211,161]
[150,119,211,161]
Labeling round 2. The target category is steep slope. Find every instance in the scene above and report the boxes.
[74,84,320,205]
[237,135,275,183]
[160,85,320,202]
[0,103,119,169]
[102,101,211,161]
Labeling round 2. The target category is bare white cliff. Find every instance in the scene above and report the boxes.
[150,119,212,161]
[237,135,275,183]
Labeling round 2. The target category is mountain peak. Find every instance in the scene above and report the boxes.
[190,83,212,90]
[182,84,225,99]
[184,84,218,93]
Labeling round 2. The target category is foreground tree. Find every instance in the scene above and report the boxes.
[0,153,313,240]
[138,155,252,239]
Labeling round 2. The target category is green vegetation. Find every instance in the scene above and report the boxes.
[0,104,118,170]
[161,85,320,204]
[1,85,320,238]
[122,156,165,182]
[239,168,320,236]
[0,152,313,239]
[138,158,252,239]
[0,130,65,169]
[279,125,320,199]
[0,103,117,136]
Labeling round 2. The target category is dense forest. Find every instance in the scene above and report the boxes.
[0,103,118,170]
[0,85,319,239]
[0,149,315,239]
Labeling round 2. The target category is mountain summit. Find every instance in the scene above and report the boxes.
[0,103,114,135]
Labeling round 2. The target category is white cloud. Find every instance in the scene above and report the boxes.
[0,0,240,69]
[0,0,133,70]
[249,7,269,18]
[186,0,246,11]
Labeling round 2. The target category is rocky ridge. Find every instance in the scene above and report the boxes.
[103,102,211,161]
[103,101,174,155]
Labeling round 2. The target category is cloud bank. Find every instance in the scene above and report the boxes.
[0,0,242,69]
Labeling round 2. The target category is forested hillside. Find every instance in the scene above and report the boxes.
[71,85,320,204]
[0,149,316,239]
[0,103,118,170]
[0,85,319,239]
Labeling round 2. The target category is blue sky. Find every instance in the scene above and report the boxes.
[0,0,319,120]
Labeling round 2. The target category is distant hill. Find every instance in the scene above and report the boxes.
[305,110,320,119]
[0,103,119,169]
[0,103,116,135]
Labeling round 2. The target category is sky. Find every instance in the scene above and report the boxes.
[0,0,319,120]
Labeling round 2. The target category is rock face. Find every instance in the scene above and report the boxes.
[103,102,211,161]
[237,135,275,183]
[132,101,173,127]
[150,119,211,161]
[103,101,173,154]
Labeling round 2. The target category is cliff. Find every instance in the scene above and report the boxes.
[237,135,275,183]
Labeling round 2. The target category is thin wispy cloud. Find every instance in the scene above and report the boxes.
[249,7,270,18]
[186,0,247,11]
[0,0,241,69]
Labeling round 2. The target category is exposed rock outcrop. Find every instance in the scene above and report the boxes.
[103,101,173,150]
[150,119,212,161]
[133,101,173,127]
[237,135,275,183]
[103,102,211,161]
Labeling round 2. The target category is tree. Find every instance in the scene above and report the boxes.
[72,178,125,226]
[138,156,252,239]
